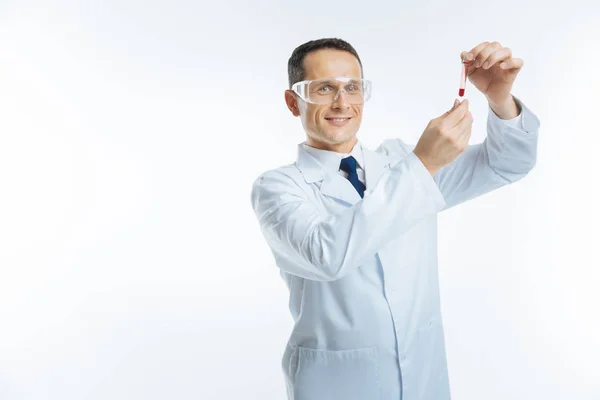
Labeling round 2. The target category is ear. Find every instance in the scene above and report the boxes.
[284,90,300,117]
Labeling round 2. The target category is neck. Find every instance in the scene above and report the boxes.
[306,136,358,154]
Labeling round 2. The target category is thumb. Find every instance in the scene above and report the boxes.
[442,99,460,117]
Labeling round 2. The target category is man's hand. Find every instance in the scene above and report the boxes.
[413,98,473,176]
[461,41,524,113]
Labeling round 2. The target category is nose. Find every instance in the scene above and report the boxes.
[332,90,350,109]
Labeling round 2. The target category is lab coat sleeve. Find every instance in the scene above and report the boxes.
[431,94,540,211]
[250,152,446,282]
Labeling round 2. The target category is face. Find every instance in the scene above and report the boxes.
[285,49,364,153]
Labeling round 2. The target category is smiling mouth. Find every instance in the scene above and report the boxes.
[325,117,352,121]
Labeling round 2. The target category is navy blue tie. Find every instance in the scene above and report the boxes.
[339,156,366,198]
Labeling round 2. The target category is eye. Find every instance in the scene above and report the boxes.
[346,83,363,92]
[317,85,333,93]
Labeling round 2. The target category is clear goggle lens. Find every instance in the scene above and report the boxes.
[292,77,372,105]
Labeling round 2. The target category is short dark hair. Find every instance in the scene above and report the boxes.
[287,38,363,89]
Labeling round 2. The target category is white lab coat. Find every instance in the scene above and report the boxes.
[250,95,540,400]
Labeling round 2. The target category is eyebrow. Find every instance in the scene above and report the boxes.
[315,79,336,85]
[316,78,360,85]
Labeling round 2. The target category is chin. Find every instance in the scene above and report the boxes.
[308,128,356,147]
[331,130,357,143]
[322,136,355,148]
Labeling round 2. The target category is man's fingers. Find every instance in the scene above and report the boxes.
[443,99,460,117]
[468,42,490,64]
[444,99,469,128]
[457,110,473,134]
[454,109,473,145]
[460,51,474,62]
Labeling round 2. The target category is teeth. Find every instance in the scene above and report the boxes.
[330,118,348,122]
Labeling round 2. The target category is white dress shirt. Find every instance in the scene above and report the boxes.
[302,140,366,184]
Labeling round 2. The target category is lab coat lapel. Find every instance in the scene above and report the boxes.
[320,173,362,205]
[296,144,361,206]
[362,145,394,191]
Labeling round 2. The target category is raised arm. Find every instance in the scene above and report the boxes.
[250,152,445,282]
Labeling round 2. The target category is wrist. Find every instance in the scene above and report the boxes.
[413,151,439,176]
[488,94,520,119]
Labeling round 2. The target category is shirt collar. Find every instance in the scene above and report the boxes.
[301,140,364,173]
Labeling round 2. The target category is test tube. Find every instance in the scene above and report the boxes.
[459,54,469,97]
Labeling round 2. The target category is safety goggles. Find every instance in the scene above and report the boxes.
[291,76,372,105]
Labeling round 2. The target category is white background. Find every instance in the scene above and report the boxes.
[1,1,599,399]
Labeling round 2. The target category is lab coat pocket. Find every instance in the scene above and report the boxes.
[293,346,381,400]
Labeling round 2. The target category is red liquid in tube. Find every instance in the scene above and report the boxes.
[459,60,469,97]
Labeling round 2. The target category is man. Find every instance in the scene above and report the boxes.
[250,38,539,400]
